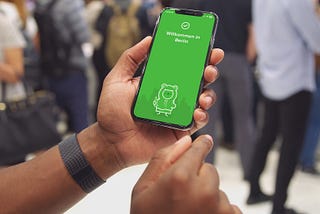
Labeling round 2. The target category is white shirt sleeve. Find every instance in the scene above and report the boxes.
[286,0,320,53]
[0,14,26,50]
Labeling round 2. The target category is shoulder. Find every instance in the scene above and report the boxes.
[0,14,25,48]
[54,0,85,16]
[0,2,22,28]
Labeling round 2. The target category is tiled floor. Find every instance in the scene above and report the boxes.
[65,147,320,214]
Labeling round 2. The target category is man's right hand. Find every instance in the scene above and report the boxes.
[130,135,242,214]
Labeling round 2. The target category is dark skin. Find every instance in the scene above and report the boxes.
[0,37,240,214]
[131,135,242,214]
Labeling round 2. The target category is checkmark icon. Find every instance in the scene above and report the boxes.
[181,22,190,30]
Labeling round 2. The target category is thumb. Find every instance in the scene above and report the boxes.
[112,36,152,80]
[134,136,192,192]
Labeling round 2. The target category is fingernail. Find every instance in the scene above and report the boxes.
[203,135,213,149]
[213,67,220,80]
[205,96,213,105]
[199,111,207,121]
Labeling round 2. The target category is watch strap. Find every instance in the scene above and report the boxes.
[58,134,105,193]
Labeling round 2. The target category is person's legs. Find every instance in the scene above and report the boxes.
[225,53,255,179]
[300,73,320,172]
[247,96,279,202]
[202,75,224,163]
[67,72,89,132]
[220,94,235,150]
[92,50,110,118]
[272,91,312,213]
[48,71,89,133]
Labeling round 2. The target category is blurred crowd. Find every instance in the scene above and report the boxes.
[0,0,319,213]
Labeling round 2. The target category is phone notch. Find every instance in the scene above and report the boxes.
[175,9,203,17]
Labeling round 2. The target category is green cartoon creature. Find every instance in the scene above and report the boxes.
[153,83,178,116]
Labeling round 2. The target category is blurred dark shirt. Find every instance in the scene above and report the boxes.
[171,0,201,9]
[199,0,252,54]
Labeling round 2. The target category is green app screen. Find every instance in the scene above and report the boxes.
[133,8,217,129]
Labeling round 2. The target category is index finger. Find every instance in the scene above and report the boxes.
[173,135,213,175]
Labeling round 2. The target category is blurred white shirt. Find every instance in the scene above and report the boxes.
[254,0,320,100]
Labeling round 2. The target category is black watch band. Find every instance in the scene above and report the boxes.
[58,134,105,193]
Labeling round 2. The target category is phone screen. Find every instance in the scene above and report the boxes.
[132,8,218,130]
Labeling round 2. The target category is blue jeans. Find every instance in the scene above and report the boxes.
[300,72,320,168]
[48,71,89,133]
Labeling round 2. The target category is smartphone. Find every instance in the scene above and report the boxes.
[132,8,218,130]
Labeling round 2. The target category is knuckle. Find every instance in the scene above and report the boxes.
[169,168,190,187]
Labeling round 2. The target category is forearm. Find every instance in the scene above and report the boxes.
[0,146,83,213]
[76,123,123,180]
[0,123,121,213]
[0,62,21,83]
[246,24,257,63]
[0,48,24,83]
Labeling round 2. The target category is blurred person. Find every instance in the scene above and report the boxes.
[247,0,320,213]
[34,0,90,133]
[0,37,242,214]
[158,0,169,7]
[0,0,37,31]
[92,0,151,114]
[85,0,104,54]
[139,0,172,35]
[84,0,105,119]
[141,0,161,29]
[141,0,173,35]
[171,0,201,9]
[198,0,256,180]
[0,0,41,89]
[220,96,235,150]
[0,0,21,26]
[0,13,26,165]
[0,0,54,161]
[299,54,320,175]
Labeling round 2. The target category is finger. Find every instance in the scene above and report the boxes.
[203,65,219,87]
[112,36,152,81]
[174,135,213,175]
[198,163,220,194]
[134,136,192,191]
[198,88,216,111]
[232,205,243,214]
[191,108,209,133]
[188,89,215,135]
[209,48,224,65]
[216,191,236,214]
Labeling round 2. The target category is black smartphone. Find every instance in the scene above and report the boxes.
[132,7,218,130]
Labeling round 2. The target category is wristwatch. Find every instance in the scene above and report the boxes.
[58,134,105,193]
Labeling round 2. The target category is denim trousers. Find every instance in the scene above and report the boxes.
[300,72,320,167]
[48,71,89,133]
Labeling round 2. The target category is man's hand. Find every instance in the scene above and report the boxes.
[131,135,242,214]
[92,36,223,174]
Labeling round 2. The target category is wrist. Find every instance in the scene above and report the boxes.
[76,123,124,180]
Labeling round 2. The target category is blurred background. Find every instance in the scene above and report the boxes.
[0,0,319,213]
